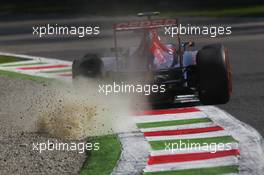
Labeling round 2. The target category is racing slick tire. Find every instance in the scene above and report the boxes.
[72,53,104,79]
[197,44,232,105]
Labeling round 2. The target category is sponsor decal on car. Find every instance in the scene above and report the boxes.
[114,18,177,31]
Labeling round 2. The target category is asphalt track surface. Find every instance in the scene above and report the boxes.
[1,16,264,137]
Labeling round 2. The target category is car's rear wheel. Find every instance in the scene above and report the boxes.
[197,44,232,105]
[72,53,104,79]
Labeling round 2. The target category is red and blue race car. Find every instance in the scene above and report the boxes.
[72,12,232,105]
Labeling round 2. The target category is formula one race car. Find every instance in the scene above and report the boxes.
[72,12,232,105]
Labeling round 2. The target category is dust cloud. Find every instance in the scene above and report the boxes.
[3,78,149,140]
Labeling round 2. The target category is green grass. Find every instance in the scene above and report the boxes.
[80,134,121,175]
[41,68,72,73]
[137,118,212,129]
[163,5,264,17]
[144,165,239,175]
[0,55,55,84]
[0,69,53,83]
[1,62,47,67]
[1,1,264,17]
[0,55,26,64]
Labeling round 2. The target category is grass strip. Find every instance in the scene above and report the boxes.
[0,55,27,64]
[0,69,53,83]
[137,118,212,129]
[80,134,121,175]
[149,136,237,151]
[144,165,239,175]
[41,68,72,73]
[1,1,264,17]
[1,62,47,67]
[164,5,264,17]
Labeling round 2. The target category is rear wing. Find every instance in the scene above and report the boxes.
[114,18,178,31]
[112,18,181,68]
